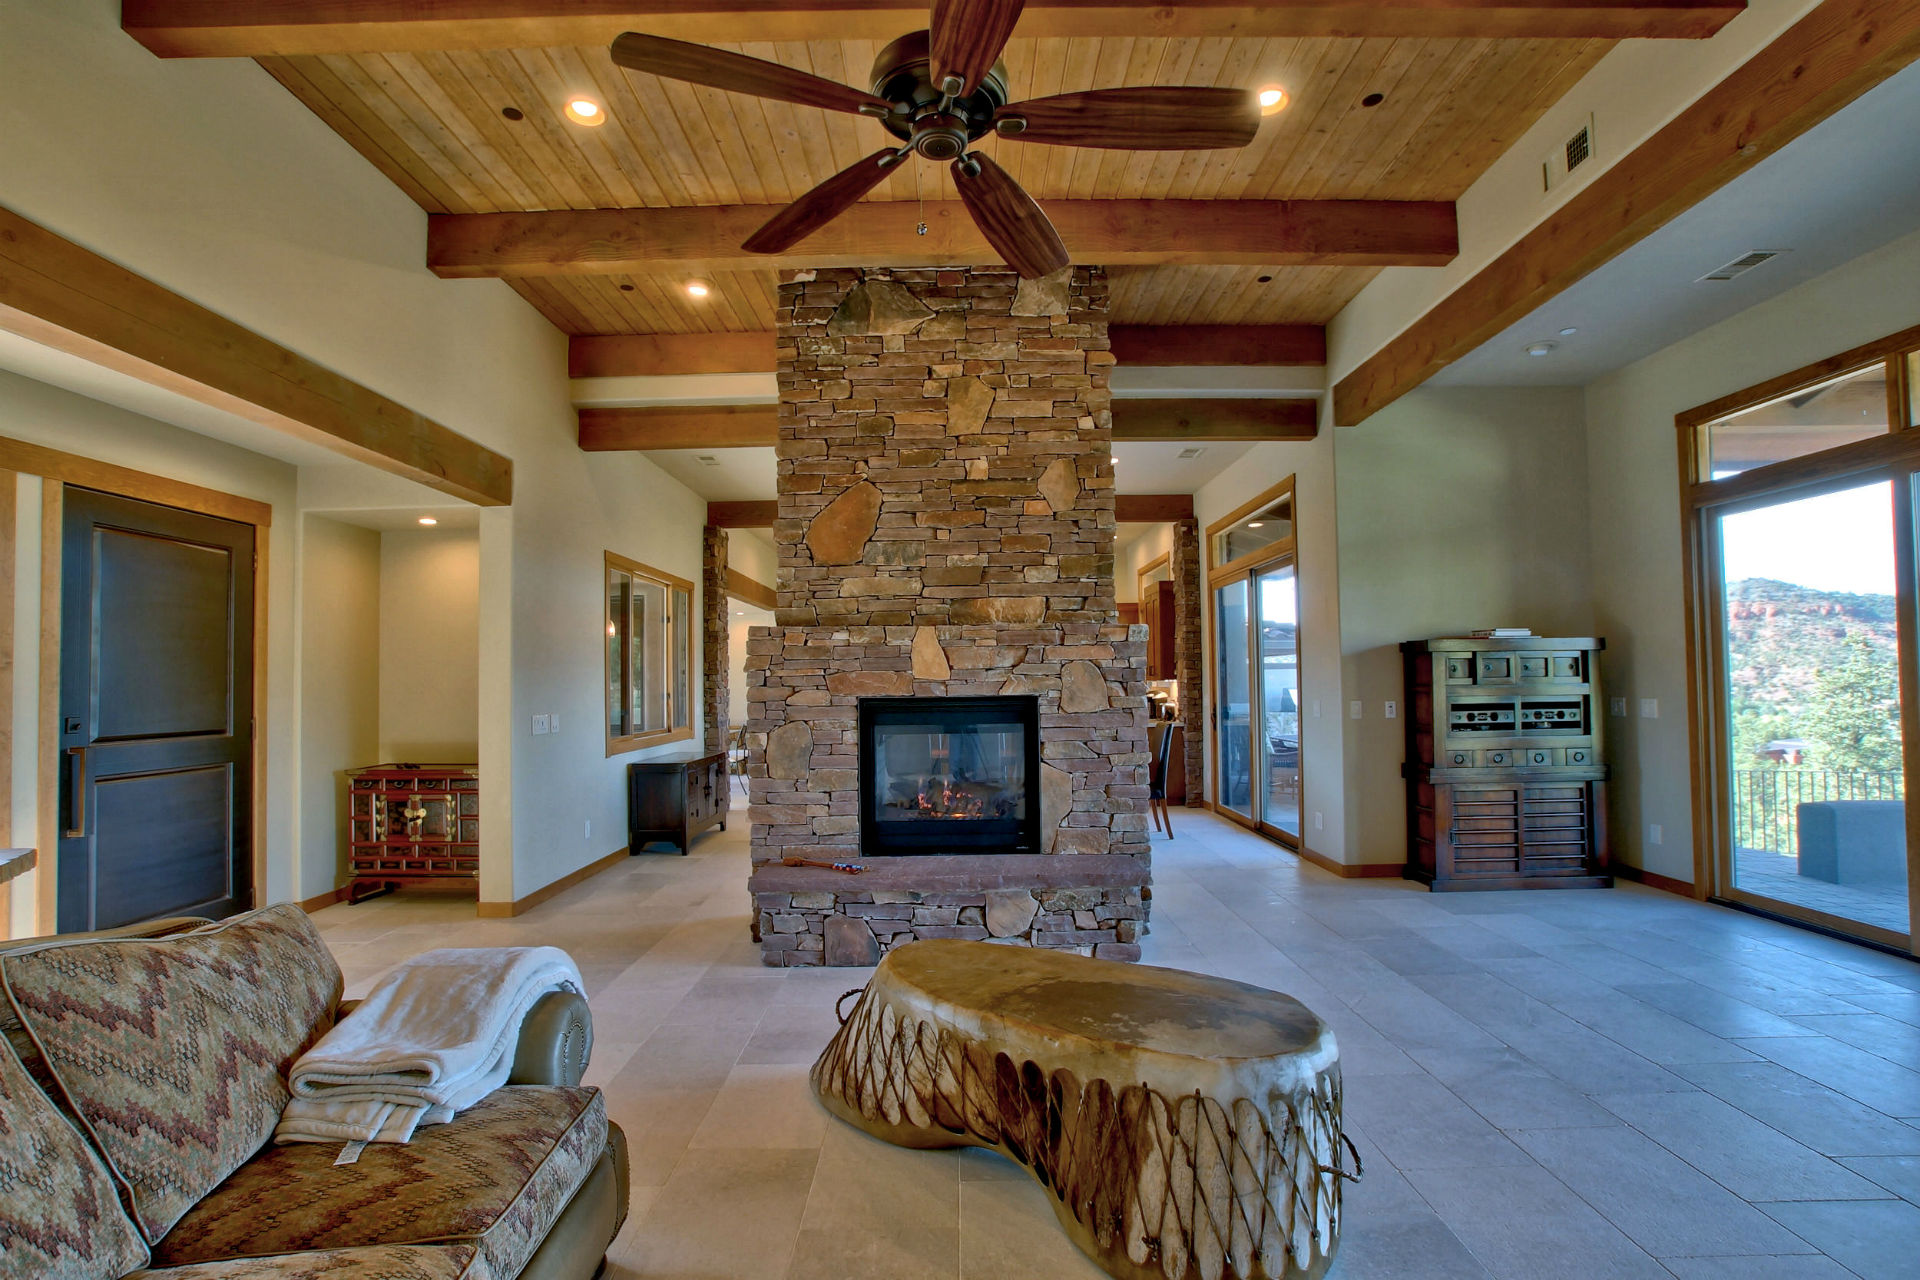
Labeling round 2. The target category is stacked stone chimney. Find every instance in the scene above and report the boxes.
[744,265,1151,966]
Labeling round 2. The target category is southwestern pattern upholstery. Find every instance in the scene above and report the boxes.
[0,1031,149,1280]
[0,905,342,1242]
[154,1087,607,1280]
[129,1244,492,1279]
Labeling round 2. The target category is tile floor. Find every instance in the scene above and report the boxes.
[310,810,1920,1280]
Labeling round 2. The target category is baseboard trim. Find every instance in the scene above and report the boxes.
[1295,844,1403,879]
[477,847,628,918]
[1612,863,1696,898]
[299,886,349,913]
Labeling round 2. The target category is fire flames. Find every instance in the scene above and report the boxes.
[910,780,987,819]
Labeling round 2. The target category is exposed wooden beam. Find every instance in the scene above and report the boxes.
[124,2,1744,57]
[1116,494,1196,522]
[0,204,512,506]
[1112,399,1318,442]
[572,324,1326,377]
[583,403,774,449]
[1332,0,1920,427]
[430,200,1457,278]
[571,332,777,378]
[1110,324,1326,367]
[708,499,779,527]
[583,400,1318,449]
[726,567,776,609]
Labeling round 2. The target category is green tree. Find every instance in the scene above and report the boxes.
[1803,637,1902,773]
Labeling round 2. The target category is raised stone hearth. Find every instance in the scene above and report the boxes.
[745,264,1151,965]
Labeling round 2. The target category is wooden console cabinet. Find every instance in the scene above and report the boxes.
[346,763,479,903]
[627,749,728,854]
[1401,638,1611,891]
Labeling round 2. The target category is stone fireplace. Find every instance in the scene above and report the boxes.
[745,264,1150,966]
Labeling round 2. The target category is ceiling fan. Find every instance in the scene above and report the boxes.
[610,0,1262,278]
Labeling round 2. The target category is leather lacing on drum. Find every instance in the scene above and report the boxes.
[823,985,1359,1280]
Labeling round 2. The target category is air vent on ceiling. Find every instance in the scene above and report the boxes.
[1542,114,1595,193]
[696,454,721,467]
[1697,251,1781,282]
[1177,447,1207,459]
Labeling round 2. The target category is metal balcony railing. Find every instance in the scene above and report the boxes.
[1731,768,1904,855]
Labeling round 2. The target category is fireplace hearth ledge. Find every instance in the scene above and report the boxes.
[748,853,1147,895]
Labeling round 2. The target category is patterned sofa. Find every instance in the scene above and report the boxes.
[0,905,628,1280]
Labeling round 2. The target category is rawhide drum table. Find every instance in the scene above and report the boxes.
[812,940,1357,1280]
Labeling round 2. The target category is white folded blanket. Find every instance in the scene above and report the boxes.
[275,946,582,1146]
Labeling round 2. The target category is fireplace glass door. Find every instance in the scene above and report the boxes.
[860,696,1041,856]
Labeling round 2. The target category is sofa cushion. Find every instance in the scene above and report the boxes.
[0,904,342,1243]
[129,1244,491,1279]
[154,1086,606,1280]
[0,1028,149,1279]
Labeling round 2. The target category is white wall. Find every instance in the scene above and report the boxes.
[378,527,479,761]
[297,516,381,902]
[0,0,712,908]
[1586,225,1920,882]
[1335,387,1595,865]
[1116,525,1175,604]
[728,530,777,591]
[729,604,773,726]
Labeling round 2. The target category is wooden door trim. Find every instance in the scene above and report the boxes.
[0,436,272,527]
[23,446,272,932]
[0,472,12,934]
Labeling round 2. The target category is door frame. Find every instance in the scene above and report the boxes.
[1676,327,1920,955]
[1203,475,1302,845]
[0,435,270,936]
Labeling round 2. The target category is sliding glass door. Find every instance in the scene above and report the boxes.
[1208,478,1304,848]
[1685,339,1919,953]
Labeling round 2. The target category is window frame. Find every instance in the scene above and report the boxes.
[604,550,695,756]
[1676,322,1920,953]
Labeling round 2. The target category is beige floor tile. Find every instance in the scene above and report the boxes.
[689,1063,832,1149]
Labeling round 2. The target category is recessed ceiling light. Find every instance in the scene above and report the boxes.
[685,280,711,299]
[564,97,605,126]
[500,106,524,121]
[1361,93,1385,108]
[1257,85,1289,115]
[417,516,438,525]
[1524,341,1558,357]
[1247,521,1265,529]
[1558,326,1579,336]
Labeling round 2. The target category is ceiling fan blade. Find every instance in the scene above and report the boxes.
[611,31,893,117]
[929,0,1025,98]
[742,150,901,254]
[994,87,1262,150]
[951,153,1068,280]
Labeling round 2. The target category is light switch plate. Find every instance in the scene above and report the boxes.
[1611,696,1627,717]
[1648,823,1663,846]
[1314,812,1324,831]
[1639,698,1659,719]
[532,714,550,735]
[1350,701,1363,720]
[1384,701,1397,720]
[550,713,561,733]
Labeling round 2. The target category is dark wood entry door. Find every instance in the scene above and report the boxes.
[58,489,255,931]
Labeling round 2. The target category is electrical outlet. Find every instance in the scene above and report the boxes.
[584,819,592,840]
[1384,700,1397,720]
[1350,701,1363,720]
[550,713,561,734]
[1312,700,1322,719]
[1611,696,1627,717]
[1313,811,1324,831]
[1639,698,1659,719]
[1648,823,1663,846]
[531,714,550,736]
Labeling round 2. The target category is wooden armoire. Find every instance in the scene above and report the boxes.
[1401,637,1611,891]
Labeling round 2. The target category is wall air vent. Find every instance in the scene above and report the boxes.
[1542,113,1595,193]
[696,454,721,466]
[1177,447,1207,459]
[1697,251,1781,282]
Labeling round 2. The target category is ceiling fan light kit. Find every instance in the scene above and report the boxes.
[609,0,1262,277]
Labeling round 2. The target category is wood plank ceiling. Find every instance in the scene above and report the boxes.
[260,33,1610,334]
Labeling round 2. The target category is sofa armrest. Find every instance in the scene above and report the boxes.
[509,989,595,1086]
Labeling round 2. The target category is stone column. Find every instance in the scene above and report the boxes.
[701,524,728,755]
[1172,517,1206,804]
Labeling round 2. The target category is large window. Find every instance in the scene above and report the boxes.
[1681,323,1920,953]
[1207,476,1304,848]
[605,552,692,754]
